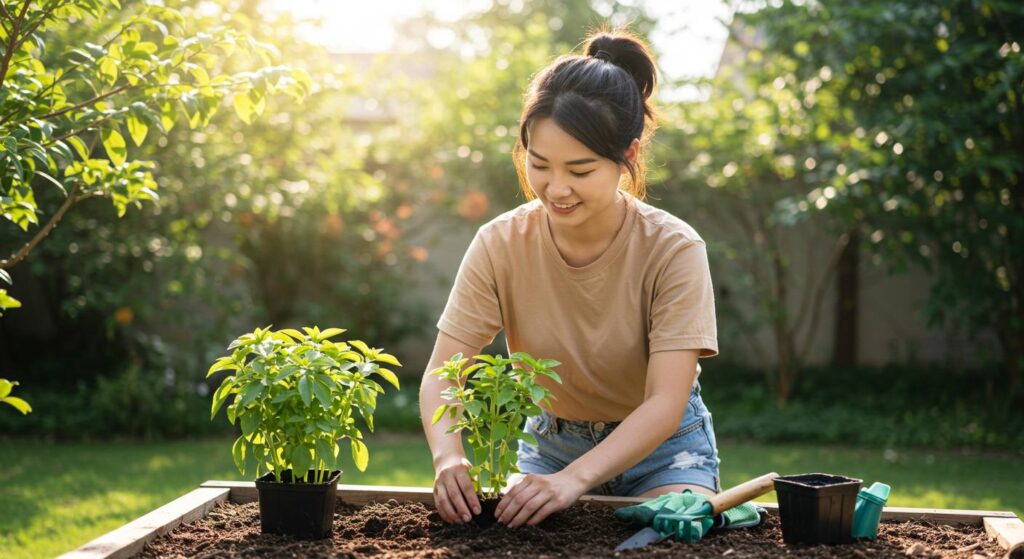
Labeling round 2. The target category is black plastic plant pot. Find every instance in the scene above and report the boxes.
[472,498,501,528]
[255,469,341,539]
[774,473,862,545]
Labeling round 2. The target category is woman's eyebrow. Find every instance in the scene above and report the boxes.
[528,149,597,166]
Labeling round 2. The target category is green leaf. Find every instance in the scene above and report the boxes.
[349,340,372,356]
[464,400,484,417]
[316,438,336,471]
[375,353,402,367]
[98,56,118,85]
[1,396,31,415]
[101,128,127,167]
[206,356,238,377]
[231,435,247,476]
[210,379,235,420]
[232,92,254,124]
[239,382,262,407]
[530,385,546,404]
[126,115,148,147]
[0,290,22,310]
[312,380,332,409]
[290,445,312,477]
[375,368,400,390]
[298,375,312,406]
[318,327,347,340]
[350,438,369,472]
[431,404,448,425]
[278,328,305,341]
[491,423,507,442]
[239,410,257,435]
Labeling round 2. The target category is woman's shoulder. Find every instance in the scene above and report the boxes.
[630,197,705,248]
[475,199,545,240]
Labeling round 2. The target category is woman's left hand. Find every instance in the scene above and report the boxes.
[495,471,589,528]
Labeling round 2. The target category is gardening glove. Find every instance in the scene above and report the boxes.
[614,490,705,526]
[615,491,767,531]
[711,502,768,531]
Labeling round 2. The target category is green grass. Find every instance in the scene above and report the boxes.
[1,437,1021,559]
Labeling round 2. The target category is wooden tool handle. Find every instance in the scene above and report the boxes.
[708,472,779,515]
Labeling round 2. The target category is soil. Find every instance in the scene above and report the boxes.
[138,499,1007,558]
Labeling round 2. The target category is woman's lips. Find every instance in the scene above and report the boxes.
[550,201,580,215]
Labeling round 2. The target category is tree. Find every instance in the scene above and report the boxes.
[0,0,307,396]
[656,19,863,405]
[743,0,1024,387]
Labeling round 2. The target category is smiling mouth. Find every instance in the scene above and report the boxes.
[552,202,580,209]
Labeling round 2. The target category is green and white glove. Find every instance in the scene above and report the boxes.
[614,490,767,531]
[712,501,766,530]
[614,491,705,525]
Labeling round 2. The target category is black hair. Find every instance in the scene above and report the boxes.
[514,29,658,200]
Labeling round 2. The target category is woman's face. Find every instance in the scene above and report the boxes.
[525,118,635,230]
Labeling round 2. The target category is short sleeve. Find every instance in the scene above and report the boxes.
[437,228,504,349]
[648,240,718,357]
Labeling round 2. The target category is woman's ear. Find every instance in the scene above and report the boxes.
[620,138,641,172]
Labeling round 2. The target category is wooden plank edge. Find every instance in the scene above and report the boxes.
[985,517,1024,555]
[58,487,229,559]
[200,481,1018,524]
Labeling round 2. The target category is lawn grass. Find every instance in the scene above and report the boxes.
[1,436,1020,559]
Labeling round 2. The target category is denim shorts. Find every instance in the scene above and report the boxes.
[516,382,720,497]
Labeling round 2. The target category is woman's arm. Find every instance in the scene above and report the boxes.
[495,349,699,527]
[419,330,485,524]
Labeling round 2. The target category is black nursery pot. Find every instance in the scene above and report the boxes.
[255,469,341,539]
[472,498,501,528]
[774,473,862,545]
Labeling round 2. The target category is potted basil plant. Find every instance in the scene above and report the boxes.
[208,326,401,539]
[431,352,561,527]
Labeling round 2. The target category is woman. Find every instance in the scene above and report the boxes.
[419,29,720,529]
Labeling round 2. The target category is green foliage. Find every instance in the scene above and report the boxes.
[703,363,1024,450]
[0,378,31,414]
[208,326,401,483]
[431,352,561,499]
[0,268,18,315]
[0,0,309,313]
[735,0,1024,378]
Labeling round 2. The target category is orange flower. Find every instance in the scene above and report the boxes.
[396,204,414,219]
[409,246,429,262]
[458,190,490,221]
[114,307,134,325]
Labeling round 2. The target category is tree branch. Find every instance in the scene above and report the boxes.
[0,0,32,92]
[36,82,130,121]
[0,182,82,270]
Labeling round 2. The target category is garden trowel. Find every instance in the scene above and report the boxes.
[614,472,778,551]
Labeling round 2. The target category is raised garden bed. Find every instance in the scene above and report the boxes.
[61,482,1024,559]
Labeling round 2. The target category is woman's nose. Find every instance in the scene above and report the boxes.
[547,178,573,199]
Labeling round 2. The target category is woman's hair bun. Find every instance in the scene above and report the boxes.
[584,31,657,101]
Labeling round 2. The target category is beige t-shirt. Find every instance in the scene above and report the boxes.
[437,195,718,421]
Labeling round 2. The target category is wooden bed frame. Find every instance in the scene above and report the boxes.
[60,481,1024,559]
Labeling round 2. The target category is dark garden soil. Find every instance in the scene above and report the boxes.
[138,499,1007,558]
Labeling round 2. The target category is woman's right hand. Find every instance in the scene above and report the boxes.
[433,454,481,524]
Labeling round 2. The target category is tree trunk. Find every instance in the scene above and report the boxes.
[770,244,798,407]
[833,231,860,366]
